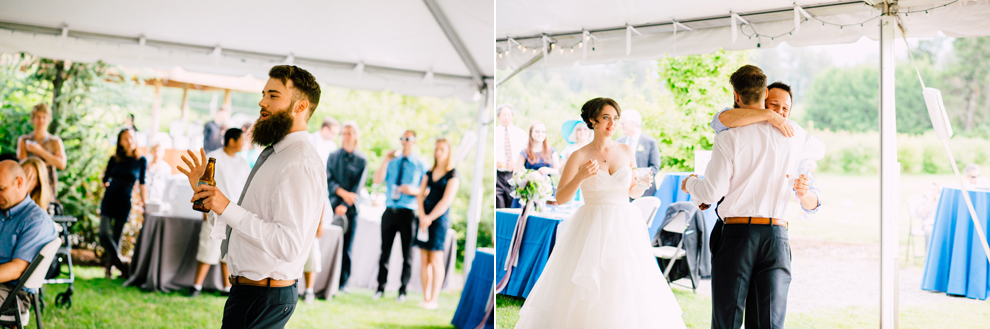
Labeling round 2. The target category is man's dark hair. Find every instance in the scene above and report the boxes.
[224,128,243,147]
[268,65,321,119]
[580,97,621,129]
[768,81,793,100]
[729,65,767,106]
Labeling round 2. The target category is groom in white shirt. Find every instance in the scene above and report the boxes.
[178,65,328,329]
[683,65,825,329]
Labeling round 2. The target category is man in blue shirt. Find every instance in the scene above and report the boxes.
[371,130,426,302]
[0,160,58,316]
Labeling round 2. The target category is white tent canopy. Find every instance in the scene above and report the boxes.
[496,0,990,70]
[0,0,494,99]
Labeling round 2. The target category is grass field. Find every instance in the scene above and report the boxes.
[34,266,460,328]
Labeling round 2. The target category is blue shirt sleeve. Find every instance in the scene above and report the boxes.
[13,214,58,263]
[710,108,732,134]
[798,173,822,214]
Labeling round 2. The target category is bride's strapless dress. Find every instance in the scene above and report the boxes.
[515,166,686,329]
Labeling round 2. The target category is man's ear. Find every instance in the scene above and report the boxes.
[733,92,742,106]
[15,176,24,190]
[295,99,310,115]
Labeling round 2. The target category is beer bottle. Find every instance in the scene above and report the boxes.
[192,158,217,213]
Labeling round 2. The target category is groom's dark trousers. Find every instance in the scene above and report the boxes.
[710,219,792,329]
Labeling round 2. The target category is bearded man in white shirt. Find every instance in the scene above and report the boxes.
[682,65,825,329]
[178,65,328,329]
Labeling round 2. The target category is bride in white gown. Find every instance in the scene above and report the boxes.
[515,98,685,329]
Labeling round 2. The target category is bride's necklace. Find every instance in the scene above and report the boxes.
[594,145,608,163]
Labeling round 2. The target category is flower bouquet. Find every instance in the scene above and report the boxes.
[508,169,553,212]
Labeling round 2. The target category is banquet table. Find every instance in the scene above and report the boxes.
[921,187,990,300]
[651,172,717,239]
[451,249,494,329]
[494,208,567,298]
[125,213,343,299]
[347,204,457,293]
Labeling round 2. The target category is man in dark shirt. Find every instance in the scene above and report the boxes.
[326,122,368,291]
[0,160,58,317]
[203,107,231,153]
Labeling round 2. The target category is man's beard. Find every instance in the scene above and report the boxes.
[251,104,294,147]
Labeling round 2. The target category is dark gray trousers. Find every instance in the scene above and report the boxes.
[222,283,298,329]
[710,222,792,329]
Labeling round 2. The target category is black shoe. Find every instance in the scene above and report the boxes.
[187,287,202,298]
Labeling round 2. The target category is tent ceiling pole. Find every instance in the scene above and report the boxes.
[464,84,492,276]
[496,52,544,87]
[879,1,899,328]
[422,0,486,90]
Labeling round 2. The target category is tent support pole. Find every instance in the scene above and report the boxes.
[464,85,492,275]
[496,52,544,87]
[151,79,162,134]
[879,3,899,328]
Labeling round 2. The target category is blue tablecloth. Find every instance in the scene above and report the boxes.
[495,210,564,298]
[452,250,495,329]
[650,172,717,240]
[921,187,990,300]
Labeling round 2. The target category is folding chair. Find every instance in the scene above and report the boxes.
[44,202,77,310]
[630,196,662,229]
[652,211,696,292]
[0,238,61,329]
[905,195,929,265]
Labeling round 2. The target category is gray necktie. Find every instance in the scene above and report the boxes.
[221,146,275,258]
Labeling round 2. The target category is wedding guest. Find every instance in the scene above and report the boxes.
[964,164,990,188]
[204,106,231,153]
[189,128,249,297]
[326,122,368,291]
[616,109,661,198]
[512,122,559,207]
[100,128,147,279]
[309,116,340,166]
[494,104,526,208]
[560,121,592,163]
[146,140,173,202]
[0,160,58,319]
[371,130,426,302]
[19,158,51,211]
[123,113,139,132]
[178,65,328,328]
[301,208,326,304]
[17,103,66,195]
[414,138,459,310]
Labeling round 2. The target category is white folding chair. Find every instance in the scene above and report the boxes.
[0,238,61,329]
[652,211,696,292]
[630,196,662,229]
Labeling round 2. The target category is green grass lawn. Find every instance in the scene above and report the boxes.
[34,266,460,328]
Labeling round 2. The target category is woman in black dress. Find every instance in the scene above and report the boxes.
[414,138,460,310]
[100,128,147,279]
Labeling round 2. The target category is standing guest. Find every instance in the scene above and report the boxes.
[964,164,990,188]
[300,205,327,304]
[188,129,249,298]
[371,130,426,302]
[17,103,66,195]
[178,65,327,328]
[309,116,340,166]
[616,109,662,198]
[326,122,368,292]
[204,107,231,153]
[414,138,459,310]
[512,122,560,207]
[100,128,148,279]
[146,140,173,202]
[0,161,59,319]
[19,158,52,211]
[560,121,592,163]
[494,104,526,208]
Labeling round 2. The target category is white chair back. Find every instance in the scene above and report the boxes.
[630,197,662,228]
[662,212,688,234]
[23,238,61,289]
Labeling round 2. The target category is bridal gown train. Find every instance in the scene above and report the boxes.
[515,166,686,329]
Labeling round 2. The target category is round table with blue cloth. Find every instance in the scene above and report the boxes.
[921,187,990,300]
[494,209,565,298]
[451,249,494,329]
[650,172,718,240]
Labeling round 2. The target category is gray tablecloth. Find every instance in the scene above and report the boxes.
[348,212,457,293]
[125,214,343,298]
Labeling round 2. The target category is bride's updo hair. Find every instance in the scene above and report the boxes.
[580,97,621,129]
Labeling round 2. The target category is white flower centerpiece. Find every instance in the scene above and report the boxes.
[509,169,554,213]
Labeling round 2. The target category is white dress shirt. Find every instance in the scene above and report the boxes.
[685,121,825,219]
[212,131,329,281]
[495,124,527,171]
[308,132,338,166]
[620,133,641,153]
[205,149,251,237]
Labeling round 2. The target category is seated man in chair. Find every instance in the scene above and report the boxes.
[0,160,58,317]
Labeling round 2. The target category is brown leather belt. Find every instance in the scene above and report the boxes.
[228,275,296,288]
[723,217,787,228]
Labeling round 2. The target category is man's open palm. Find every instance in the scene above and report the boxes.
[177,148,208,190]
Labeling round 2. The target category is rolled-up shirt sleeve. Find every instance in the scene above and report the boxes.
[685,133,733,206]
[710,108,732,134]
[218,163,325,262]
